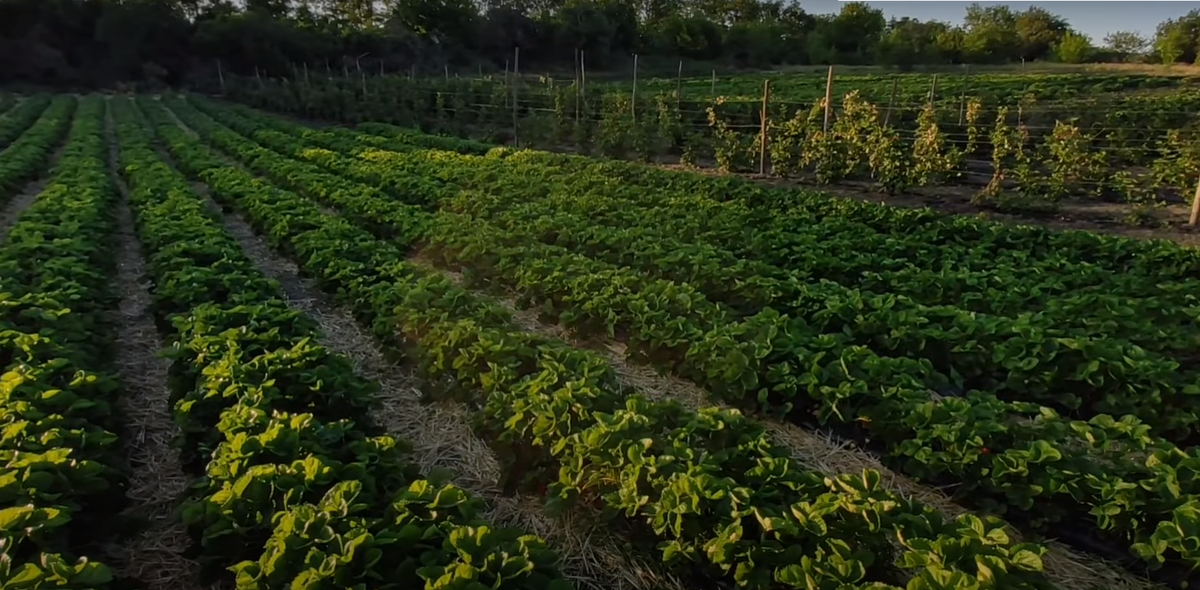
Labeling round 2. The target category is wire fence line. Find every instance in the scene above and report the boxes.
[215,69,1200,224]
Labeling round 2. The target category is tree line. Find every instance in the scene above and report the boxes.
[1,0,1198,88]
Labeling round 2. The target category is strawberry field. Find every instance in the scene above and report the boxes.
[1,90,1199,590]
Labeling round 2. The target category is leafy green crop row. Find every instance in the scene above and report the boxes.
[111,96,571,590]
[189,99,1200,443]
[419,161,1199,433]
[0,95,122,588]
[206,100,491,156]
[0,96,74,204]
[155,96,1070,590]
[0,95,50,149]
[206,101,1200,340]
[177,98,1200,585]
[225,104,1200,434]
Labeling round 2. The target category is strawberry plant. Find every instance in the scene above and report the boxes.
[0,96,123,589]
[0,96,52,148]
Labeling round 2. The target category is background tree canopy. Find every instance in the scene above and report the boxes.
[0,0,1190,88]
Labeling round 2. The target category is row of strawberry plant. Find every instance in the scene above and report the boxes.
[151,96,1069,590]
[415,194,1200,585]
[0,95,75,205]
[435,179,1199,436]
[178,100,1200,584]
[178,102,453,210]
[0,95,121,588]
[330,112,1200,303]
[428,193,1200,587]
[181,100,1200,442]
[165,99,431,245]
[427,199,1200,586]
[111,96,571,590]
[202,100,1198,431]
[182,96,1185,585]
[209,99,491,155]
[0,94,50,148]
[181,95,490,159]
[473,143,1200,322]
[198,100,1200,341]
[478,148,1200,303]
[441,153,1197,339]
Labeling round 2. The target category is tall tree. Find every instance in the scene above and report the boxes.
[962,3,1018,63]
[1153,10,1200,64]
[828,2,885,63]
[877,17,947,70]
[1104,30,1147,61]
[1015,6,1068,61]
[1054,30,1092,63]
[246,0,293,18]
[390,0,478,42]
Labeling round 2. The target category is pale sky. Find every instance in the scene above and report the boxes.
[805,1,1200,41]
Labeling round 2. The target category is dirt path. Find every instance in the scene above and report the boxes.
[101,98,207,590]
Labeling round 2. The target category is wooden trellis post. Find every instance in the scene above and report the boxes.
[512,47,520,147]
[580,51,587,122]
[759,79,771,175]
[574,48,581,126]
[676,60,683,106]
[631,53,638,123]
[823,65,834,132]
[884,77,898,126]
[217,60,226,93]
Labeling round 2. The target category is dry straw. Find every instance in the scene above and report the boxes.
[104,102,207,590]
